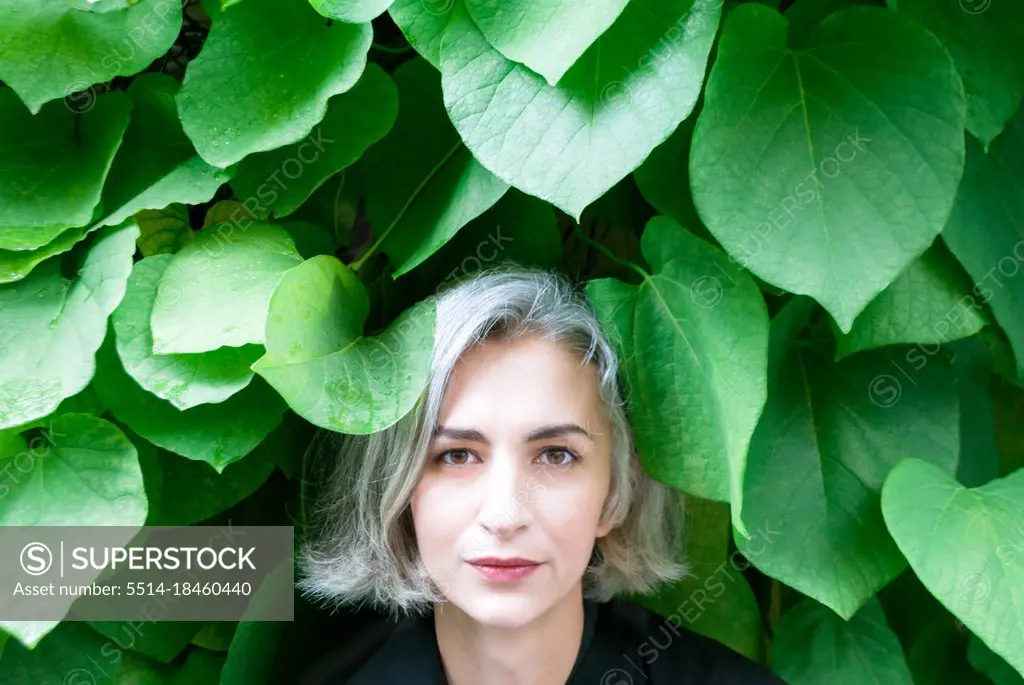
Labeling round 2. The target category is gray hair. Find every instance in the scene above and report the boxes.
[297,262,689,620]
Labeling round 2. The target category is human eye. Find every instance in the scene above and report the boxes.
[536,447,580,468]
[434,449,480,467]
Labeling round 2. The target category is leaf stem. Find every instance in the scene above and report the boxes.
[349,142,462,272]
[571,223,648,281]
[371,41,414,55]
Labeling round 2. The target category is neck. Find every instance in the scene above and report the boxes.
[433,585,585,685]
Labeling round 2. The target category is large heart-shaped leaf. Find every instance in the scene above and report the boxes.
[463,0,630,86]
[586,216,769,533]
[773,598,913,684]
[360,57,509,278]
[0,90,131,251]
[440,0,721,218]
[96,73,232,229]
[177,0,372,167]
[897,0,1024,149]
[836,240,987,359]
[882,458,1024,679]
[149,223,303,355]
[737,315,959,618]
[251,255,436,433]
[0,412,147,526]
[0,221,138,431]
[942,109,1024,379]
[114,255,263,410]
[0,0,181,113]
[231,64,398,219]
[93,331,287,472]
[690,4,966,331]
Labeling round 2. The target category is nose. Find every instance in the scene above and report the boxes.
[475,450,534,540]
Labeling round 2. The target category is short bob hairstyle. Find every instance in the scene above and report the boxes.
[297,262,689,620]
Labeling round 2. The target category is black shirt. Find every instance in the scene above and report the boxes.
[340,597,787,684]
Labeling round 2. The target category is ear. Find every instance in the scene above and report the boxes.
[595,518,614,539]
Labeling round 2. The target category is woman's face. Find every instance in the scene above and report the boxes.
[410,333,615,629]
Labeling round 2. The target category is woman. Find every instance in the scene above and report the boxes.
[298,264,786,685]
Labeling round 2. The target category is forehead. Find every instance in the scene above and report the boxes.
[437,334,608,433]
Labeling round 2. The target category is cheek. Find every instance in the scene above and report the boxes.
[410,478,462,552]
[539,481,609,543]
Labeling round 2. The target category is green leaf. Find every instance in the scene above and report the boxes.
[836,240,987,359]
[0,621,59,652]
[783,0,882,48]
[586,216,769,531]
[203,200,256,229]
[140,444,275,526]
[773,598,913,685]
[629,498,763,661]
[112,647,225,684]
[93,332,287,472]
[252,255,436,433]
[633,112,708,240]
[219,561,295,685]
[191,622,238,652]
[0,622,117,680]
[737,341,959,619]
[0,221,139,430]
[231,64,398,219]
[0,413,147,526]
[0,90,131,251]
[149,223,303,355]
[360,58,509,278]
[280,220,337,260]
[177,0,372,167]
[690,4,966,332]
[969,634,1024,685]
[97,74,231,229]
[906,622,992,685]
[0,225,90,285]
[416,188,562,278]
[88,622,203,664]
[135,205,195,257]
[897,0,1024,149]
[440,0,721,218]
[950,338,1000,489]
[114,255,263,410]
[387,0,454,68]
[882,458,1024,679]
[942,111,1024,379]
[0,0,181,113]
[879,570,991,685]
[309,0,395,23]
[463,0,630,86]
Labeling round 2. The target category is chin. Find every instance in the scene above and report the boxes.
[452,590,550,629]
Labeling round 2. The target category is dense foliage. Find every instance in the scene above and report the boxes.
[0,0,1022,682]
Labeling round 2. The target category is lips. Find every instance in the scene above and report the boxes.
[466,557,542,582]
[467,557,539,567]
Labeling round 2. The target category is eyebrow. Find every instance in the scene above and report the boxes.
[432,423,592,444]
